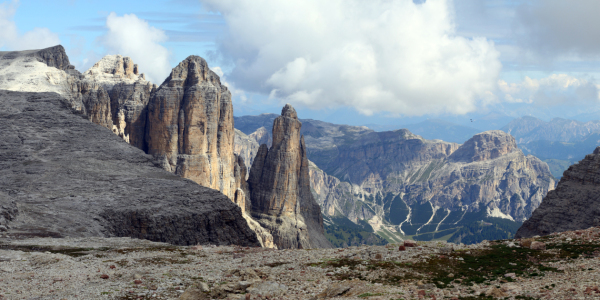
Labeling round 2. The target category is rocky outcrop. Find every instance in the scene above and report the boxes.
[250,126,272,147]
[145,55,242,202]
[234,129,260,174]
[516,146,600,238]
[0,90,260,246]
[449,130,517,163]
[80,55,155,149]
[247,104,331,249]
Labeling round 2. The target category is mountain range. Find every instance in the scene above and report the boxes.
[2,45,600,249]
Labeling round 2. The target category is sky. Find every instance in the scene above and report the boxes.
[1,0,600,127]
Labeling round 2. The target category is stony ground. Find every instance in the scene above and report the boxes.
[2,227,600,300]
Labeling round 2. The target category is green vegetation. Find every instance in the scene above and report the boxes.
[385,195,409,225]
[542,158,574,179]
[324,215,388,247]
[400,201,433,235]
[381,204,523,245]
[310,243,563,290]
[448,217,522,244]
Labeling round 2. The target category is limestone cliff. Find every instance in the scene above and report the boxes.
[81,55,155,149]
[516,146,600,238]
[145,55,244,203]
[247,104,331,249]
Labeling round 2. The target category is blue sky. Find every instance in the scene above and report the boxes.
[2,0,600,126]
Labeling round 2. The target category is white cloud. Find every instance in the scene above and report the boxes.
[0,0,60,50]
[98,12,171,84]
[499,74,600,105]
[212,66,247,102]
[201,0,501,116]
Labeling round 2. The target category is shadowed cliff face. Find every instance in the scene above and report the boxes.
[516,146,600,238]
[248,104,331,249]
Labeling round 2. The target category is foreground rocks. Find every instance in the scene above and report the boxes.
[517,146,600,238]
[2,227,600,299]
[0,90,259,247]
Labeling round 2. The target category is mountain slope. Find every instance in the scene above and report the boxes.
[0,90,260,246]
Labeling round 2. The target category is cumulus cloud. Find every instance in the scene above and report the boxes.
[201,0,501,116]
[212,66,247,102]
[498,74,600,106]
[516,0,600,59]
[0,0,60,50]
[98,13,171,84]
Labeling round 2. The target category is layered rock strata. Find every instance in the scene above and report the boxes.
[516,146,600,238]
[0,90,260,246]
[145,56,243,202]
[247,104,331,249]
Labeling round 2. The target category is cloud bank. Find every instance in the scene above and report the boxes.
[517,0,600,60]
[499,74,600,106]
[99,13,171,84]
[0,0,60,50]
[202,0,501,116]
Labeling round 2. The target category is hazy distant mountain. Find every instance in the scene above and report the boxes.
[572,110,600,122]
[501,116,600,178]
[401,119,480,143]
[502,116,600,144]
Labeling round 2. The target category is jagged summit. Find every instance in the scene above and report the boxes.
[83,54,148,87]
[159,55,223,88]
[248,104,332,249]
[281,103,297,119]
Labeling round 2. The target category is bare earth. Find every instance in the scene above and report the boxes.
[2,227,600,300]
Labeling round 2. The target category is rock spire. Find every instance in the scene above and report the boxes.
[248,104,331,249]
[145,55,245,203]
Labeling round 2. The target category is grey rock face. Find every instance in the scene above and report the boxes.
[516,146,600,238]
[449,130,517,163]
[247,104,331,249]
[0,90,260,246]
[0,45,73,72]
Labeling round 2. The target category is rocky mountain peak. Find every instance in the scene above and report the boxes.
[162,55,222,88]
[83,54,148,87]
[281,103,297,119]
[248,104,331,249]
[449,130,517,163]
[145,54,242,202]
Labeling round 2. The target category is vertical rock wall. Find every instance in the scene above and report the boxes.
[248,104,331,249]
[145,56,242,201]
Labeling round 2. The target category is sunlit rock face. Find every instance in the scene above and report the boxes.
[145,55,244,201]
[248,104,332,249]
